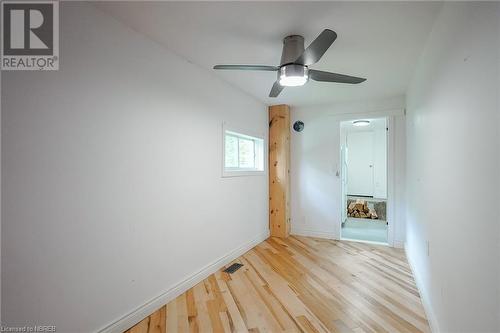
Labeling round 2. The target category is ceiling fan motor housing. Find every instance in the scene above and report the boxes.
[279,35,309,85]
[280,35,305,65]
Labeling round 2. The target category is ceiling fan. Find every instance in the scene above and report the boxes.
[213,29,366,97]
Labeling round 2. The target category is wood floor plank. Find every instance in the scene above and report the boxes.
[176,294,190,333]
[123,237,429,333]
[192,281,213,332]
[214,271,249,332]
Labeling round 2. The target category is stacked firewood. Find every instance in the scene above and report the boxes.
[347,199,378,219]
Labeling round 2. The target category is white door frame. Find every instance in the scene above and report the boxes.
[338,116,395,247]
[386,116,395,247]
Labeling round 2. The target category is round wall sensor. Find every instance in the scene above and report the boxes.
[293,121,305,132]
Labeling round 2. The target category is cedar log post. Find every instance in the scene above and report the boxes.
[268,105,290,238]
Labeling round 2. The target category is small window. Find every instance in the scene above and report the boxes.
[223,128,264,177]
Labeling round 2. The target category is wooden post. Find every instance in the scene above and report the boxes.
[268,104,290,238]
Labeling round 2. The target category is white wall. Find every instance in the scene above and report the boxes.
[405,2,500,332]
[393,115,407,249]
[372,124,387,199]
[1,3,268,332]
[290,96,406,245]
[0,67,2,325]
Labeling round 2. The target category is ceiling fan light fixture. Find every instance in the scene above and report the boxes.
[278,64,309,87]
[352,120,370,127]
[279,75,308,87]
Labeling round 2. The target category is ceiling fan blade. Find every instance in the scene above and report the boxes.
[213,65,278,71]
[269,81,284,97]
[295,29,337,65]
[309,70,366,84]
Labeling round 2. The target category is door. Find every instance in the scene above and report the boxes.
[347,131,374,197]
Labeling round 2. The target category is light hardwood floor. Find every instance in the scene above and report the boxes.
[125,236,429,333]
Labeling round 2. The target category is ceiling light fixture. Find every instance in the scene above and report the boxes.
[352,120,370,127]
[278,64,309,87]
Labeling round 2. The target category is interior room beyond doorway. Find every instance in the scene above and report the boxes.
[341,117,388,244]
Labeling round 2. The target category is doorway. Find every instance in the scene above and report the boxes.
[340,117,388,244]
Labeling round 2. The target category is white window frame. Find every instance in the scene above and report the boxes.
[222,122,266,177]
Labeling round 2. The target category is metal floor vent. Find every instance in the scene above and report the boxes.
[223,263,243,274]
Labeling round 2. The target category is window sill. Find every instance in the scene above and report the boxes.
[222,170,265,178]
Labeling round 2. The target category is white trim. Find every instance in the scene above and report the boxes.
[386,116,396,247]
[222,170,265,178]
[291,228,335,239]
[393,240,405,249]
[405,243,439,333]
[97,230,270,333]
[337,115,396,247]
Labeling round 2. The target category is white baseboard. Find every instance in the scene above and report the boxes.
[404,243,439,333]
[291,228,336,239]
[97,230,270,333]
[393,239,405,249]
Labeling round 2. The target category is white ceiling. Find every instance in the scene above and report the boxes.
[95,1,442,107]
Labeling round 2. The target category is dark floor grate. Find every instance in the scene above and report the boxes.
[223,263,243,274]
